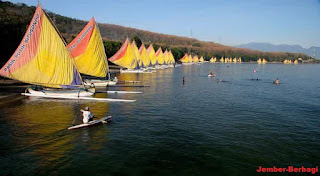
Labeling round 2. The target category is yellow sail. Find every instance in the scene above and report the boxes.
[108,38,138,69]
[156,47,165,65]
[139,43,151,67]
[180,53,189,63]
[188,54,193,63]
[67,18,108,77]
[147,44,157,66]
[262,58,267,64]
[192,55,199,63]
[131,40,143,67]
[199,56,204,62]
[0,5,82,88]
[220,57,224,63]
[169,50,175,64]
[163,49,170,65]
[294,60,298,64]
[257,58,262,63]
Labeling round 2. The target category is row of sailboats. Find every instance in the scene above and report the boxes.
[0,4,134,102]
[108,39,176,73]
[179,54,206,64]
[180,55,242,64]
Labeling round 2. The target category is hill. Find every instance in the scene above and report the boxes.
[234,42,319,60]
[0,1,312,67]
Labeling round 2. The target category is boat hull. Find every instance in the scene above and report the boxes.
[26,88,94,97]
[84,79,117,86]
[68,116,113,130]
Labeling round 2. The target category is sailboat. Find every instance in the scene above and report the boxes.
[139,43,155,71]
[108,39,149,73]
[155,47,166,69]
[199,56,204,63]
[131,40,144,69]
[257,58,262,64]
[147,44,157,68]
[67,18,116,87]
[180,53,190,64]
[0,5,135,102]
[168,50,176,67]
[0,4,91,97]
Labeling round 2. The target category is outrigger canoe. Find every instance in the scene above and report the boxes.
[68,116,113,130]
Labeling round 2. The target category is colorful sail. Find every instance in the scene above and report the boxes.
[0,5,82,88]
[139,43,151,67]
[163,49,170,65]
[188,54,193,63]
[131,40,142,67]
[147,44,157,66]
[108,38,138,69]
[169,50,175,64]
[156,47,165,65]
[180,54,189,63]
[199,56,204,62]
[67,18,108,77]
[192,55,199,63]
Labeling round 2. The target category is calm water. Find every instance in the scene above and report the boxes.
[1,63,319,176]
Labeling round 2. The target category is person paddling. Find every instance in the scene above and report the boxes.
[80,107,94,124]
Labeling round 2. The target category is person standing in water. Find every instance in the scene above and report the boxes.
[80,107,94,124]
[273,78,280,84]
[182,76,185,85]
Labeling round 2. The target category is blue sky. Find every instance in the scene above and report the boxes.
[9,0,320,48]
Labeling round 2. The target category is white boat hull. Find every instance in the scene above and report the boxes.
[21,93,136,102]
[26,88,94,97]
[84,79,117,87]
[120,69,153,73]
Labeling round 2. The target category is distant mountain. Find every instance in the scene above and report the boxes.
[234,42,320,59]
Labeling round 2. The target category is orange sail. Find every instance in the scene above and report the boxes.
[67,18,108,77]
[108,38,138,69]
[0,5,82,88]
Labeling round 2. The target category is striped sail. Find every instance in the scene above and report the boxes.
[108,38,138,69]
[147,44,157,66]
[156,47,165,65]
[0,5,82,88]
[67,18,108,77]
[180,54,189,63]
[139,43,151,67]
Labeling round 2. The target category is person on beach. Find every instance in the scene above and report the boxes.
[80,107,94,124]
[273,78,280,84]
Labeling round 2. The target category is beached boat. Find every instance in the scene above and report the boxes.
[67,18,116,87]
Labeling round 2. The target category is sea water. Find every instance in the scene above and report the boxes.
[0,63,319,175]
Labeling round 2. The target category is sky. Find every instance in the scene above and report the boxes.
[9,0,320,48]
